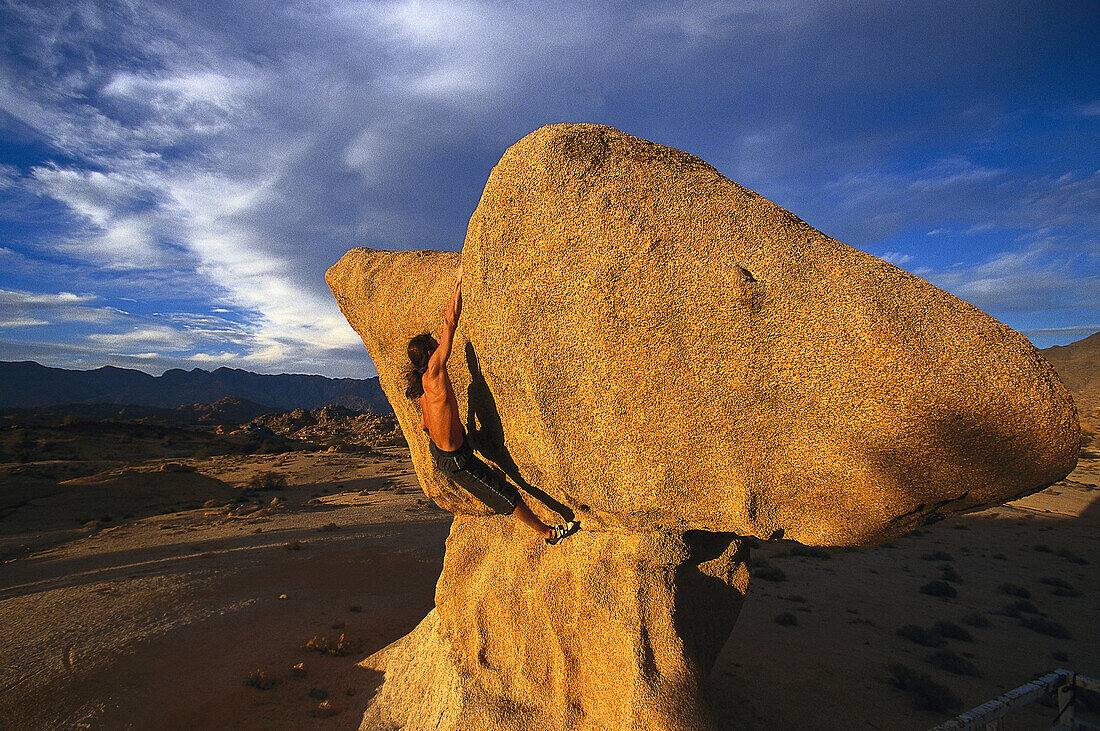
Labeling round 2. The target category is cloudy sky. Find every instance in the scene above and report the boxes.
[0,1,1096,378]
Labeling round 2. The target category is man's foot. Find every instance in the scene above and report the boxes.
[545,520,580,546]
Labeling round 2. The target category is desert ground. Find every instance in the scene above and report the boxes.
[0,419,1096,730]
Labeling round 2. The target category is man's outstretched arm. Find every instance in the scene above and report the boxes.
[428,264,463,370]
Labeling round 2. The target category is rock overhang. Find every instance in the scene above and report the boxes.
[328,123,1079,547]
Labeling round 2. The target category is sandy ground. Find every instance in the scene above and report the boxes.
[1,449,1097,730]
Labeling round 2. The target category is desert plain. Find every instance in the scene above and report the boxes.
[0,402,1096,730]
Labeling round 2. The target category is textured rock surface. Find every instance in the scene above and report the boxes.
[328,123,1079,545]
[360,518,747,730]
[327,123,1079,730]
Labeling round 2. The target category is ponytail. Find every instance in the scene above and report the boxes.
[405,367,425,400]
[405,333,435,400]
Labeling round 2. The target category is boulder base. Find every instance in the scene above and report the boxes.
[360,518,748,731]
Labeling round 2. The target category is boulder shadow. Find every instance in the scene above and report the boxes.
[464,342,575,522]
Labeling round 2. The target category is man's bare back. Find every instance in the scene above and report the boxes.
[404,262,578,545]
[418,265,465,451]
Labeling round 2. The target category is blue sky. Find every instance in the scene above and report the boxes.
[0,0,1096,378]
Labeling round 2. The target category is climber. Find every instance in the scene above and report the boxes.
[405,263,580,546]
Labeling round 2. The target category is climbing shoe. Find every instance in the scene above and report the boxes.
[546,520,581,546]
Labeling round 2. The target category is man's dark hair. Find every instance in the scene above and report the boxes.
[405,333,434,400]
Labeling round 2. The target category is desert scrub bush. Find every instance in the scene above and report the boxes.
[926,650,981,677]
[998,583,1030,598]
[248,471,287,491]
[939,566,963,584]
[246,669,277,690]
[1040,577,1082,597]
[887,664,962,713]
[1056,549,1088,565]
[932,621,972,641]
[961,613,989,627]
[1019,617,1071,639]
[1081,430,1098,459]
[754,565,787,582]
[775,544,831,559]
[774,612,798,626]
[897,625,946,648]
[1006,599,1039,616]
[305,633,351,656]
[920,580,957,598]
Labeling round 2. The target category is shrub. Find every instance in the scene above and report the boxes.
[246,669,277,690]
[1019,617,1071,639]
[305,633,350,656]
[774,612,798,626]
[932,621,972,641]
[1056,549,1088,565]
[920,581,957,598]
[754,566,787,582]
[897,625,945,648]
[247,471,288,491]
[887,664,963,713]
[926,650,981,677]
[939,566,963,584]
[961,613,989,628]
[998,583,1030,599]
[1040,577,1082,597]
[786,544,831,559]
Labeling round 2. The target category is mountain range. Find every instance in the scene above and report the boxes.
[1,329,1095,425]
[0,361,391,414]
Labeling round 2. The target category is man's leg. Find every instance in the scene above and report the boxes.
[512,499,552,539]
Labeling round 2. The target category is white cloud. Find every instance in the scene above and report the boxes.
[921,240,1100,314]
[1077,101,1100,117]
[641,0,824,40]
[0,288,120,327]
[0,0,1095,379]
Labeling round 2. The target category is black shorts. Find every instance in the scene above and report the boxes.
[429,437,521,515]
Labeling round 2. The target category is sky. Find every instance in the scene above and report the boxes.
[0,0,1097,379]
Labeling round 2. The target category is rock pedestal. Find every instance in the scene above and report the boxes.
[361,518,747,730]
[326,124,1079,730]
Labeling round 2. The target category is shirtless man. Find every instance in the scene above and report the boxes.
[405,264,580,545]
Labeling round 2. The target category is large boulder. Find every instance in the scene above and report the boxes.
[326,123,1079,730]
[328,123,1078,546]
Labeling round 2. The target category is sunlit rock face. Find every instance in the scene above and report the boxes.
[327,123,1078,730]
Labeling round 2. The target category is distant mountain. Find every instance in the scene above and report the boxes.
[1042,331,1100,398]
[0,396,279,425]
[0,361,392,414]
[1042,331,1100,438]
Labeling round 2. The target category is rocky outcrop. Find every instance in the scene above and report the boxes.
[326,124,1079,730]
[360,519,747,730]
